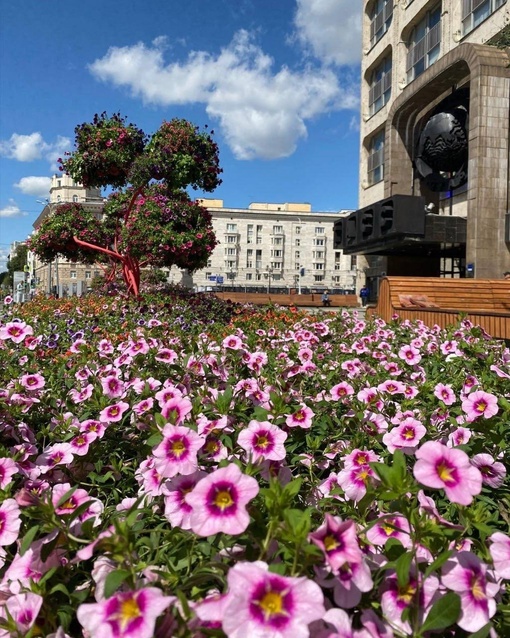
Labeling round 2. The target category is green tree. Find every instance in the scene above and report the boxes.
[29,113,222,297]
[4,244,28,289]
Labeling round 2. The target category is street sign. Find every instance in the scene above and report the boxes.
[216,276,224,284]
[209,275,217,282]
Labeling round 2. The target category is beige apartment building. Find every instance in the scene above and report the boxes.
[340,0,510,296]
[29,178,357,296]
[195,200,357,293]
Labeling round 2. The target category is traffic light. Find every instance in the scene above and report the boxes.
[300,267,305,276]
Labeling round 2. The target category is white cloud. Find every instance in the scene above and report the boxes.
[14,176,51,198]
[293,0,362,66]
[89,30,359,160]
[0,200,27,218]
[0,133,70,169]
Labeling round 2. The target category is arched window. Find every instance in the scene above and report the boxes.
[370,0,393,47]
[369,55,392,116]
[72,195,78,202]
[406,4,441,83]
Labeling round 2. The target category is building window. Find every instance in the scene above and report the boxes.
[247,224,253,243]
[315,227,325,235]
[295,250,300,261]
[314,275,325,282]
[271,262,282,270]
[462,0,506,35]
[271,249,282,258]
[226,235,237,243]
[226,223,237,232]
[369,56,392,116]
[225,247,236,256]
[295,226,301,234]
[368,129,385,185]
[313,251,325,259]
[350,255,358,270]
[85,271,91,279]
[406,5,441,83]
[370,0,393,47]
[313,238,325,246]
[256,249,262,270]
[295,238,301,247]
[246,273,253,280]
[272,225,283,235]
[272,236,283,245]
[225,260,236,269]
[246,249,253,269]
[70,271,77,279]
[72,195,79,202]
[314,263,324,270]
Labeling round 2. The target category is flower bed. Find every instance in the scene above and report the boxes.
[1,293,510,637]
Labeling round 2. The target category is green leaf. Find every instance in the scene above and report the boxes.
[395,550,413,588]
[20,525,39,556]
[467,623,493,638]
[104,569,132,599]
[424,549,453,579]
[419,592,460,633]
[282,478,302,501]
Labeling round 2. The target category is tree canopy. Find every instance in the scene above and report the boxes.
[29,114,223,296]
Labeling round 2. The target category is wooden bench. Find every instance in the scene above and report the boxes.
[211,292,359,308]
[366,277,510,340]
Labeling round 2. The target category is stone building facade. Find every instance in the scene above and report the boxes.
[351,0,510,291]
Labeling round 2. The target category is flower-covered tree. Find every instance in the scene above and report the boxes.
[29,113,223,296]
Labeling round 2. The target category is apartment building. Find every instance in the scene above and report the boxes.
[338,0,510,294]
[195,200,357,293]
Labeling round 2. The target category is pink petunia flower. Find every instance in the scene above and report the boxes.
[442,552,499,632]
[0,499,21,545]
[434,383,456,405]
[152,424,204,478]
[489,532,510,579]
[77,587,175,638]
[285,404,315,429]
[0,321,33,344]
[237,420,287,463]
[160,396,192,424]
[185,464,259,536]
[329,382,354,401]
[162,471,206,529]
[0,458,18,489]
[0,592,43,637]
[309,514,363,572]
[413,441,482,505]
[222,560,325,638]
[19,373,45,391]
[99,401,130,423]
[366,515,411,548]
[35,443,74,474]
[471,453,506,488]
[461,390,499,422]
[382,418,426,454]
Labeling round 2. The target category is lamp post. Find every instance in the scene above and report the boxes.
[264,266,273,293]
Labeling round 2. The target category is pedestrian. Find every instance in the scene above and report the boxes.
[322,290,331,307]
[360,285,369,306]
[504,271,510,280]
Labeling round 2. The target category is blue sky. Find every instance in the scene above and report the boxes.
[0,0,362,271]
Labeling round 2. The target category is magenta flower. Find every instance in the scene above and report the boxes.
[489,532,510,579]
[382,417,426,454]
[434,383,456,405]
[77,587,175,638]
[35,443,74,474]
[366,514,411,548]
[162,471,206,529]
[222,560,325,638]
[99,401,130,423]
[337,464,378,502]
[398,344,422,365]
[285,404,315,429]
[222,334,244,350]
[381,571,439,635]
[237,420,288,462]
[160,396,192,423]
[185,463,259,536]
[152,424,204,478]
[0,320,33,344]
[100,375,126,398]
[461,390,499,421]
[0,458,17,489]
[471,453,506,488]
[329,382,354,401]
[20,373,45,391]
[442,552,498,632]
[0,499,21,546]
[309,514,363,572]
[413,441,482,505]
[331,559,374,609]
[0,592,43,636]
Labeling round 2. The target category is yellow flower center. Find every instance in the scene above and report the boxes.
[256,435,269,449]
[356,454,367,465]
[470,575,486,601]
[119,597,141,629]
[403,427,415,440]
[171,439,186,457]
[259,591,283,617]
[437,462,455,483]
[383,524,396,536]
[214,489,233,510]
[398,583,416,605]
[324,534,339,551]
[476,401,487,413]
